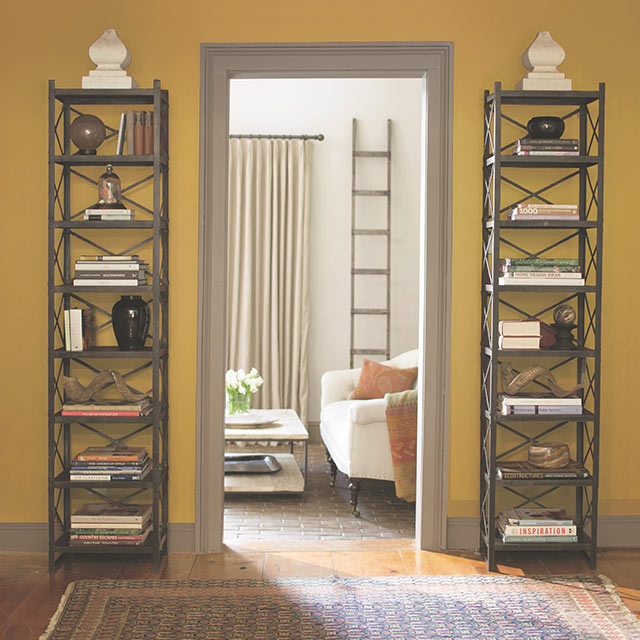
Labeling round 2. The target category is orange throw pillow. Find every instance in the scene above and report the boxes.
[350,359,418,400]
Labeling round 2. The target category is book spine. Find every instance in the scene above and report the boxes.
[502,265,580,273]
[63,309,71,351]
[515,150,580,156]
[75,262,143,271]
[501,525,577,536]
[79,255,139,261]
[519,138,579,146]
[498,471,586,479]
[143,111,153,155]
[71,466,147,472]
[70,539,147,546]
[501,535,578,543]
[501,272,582,279]
[514,204,577,211]
[510,215,581,221]
[126,110,135,155]
[71,516,146,524]
[69,308,83,351]
[134,111,145,155]
[76,455,145,461]
[71,522,148,530]
[72,279,145,287]
[116,112,126,155]
[64,404,150,411]
[71,528,144,535]
[70,534,147,541]
[498,277,584,286]
[73,271,143,278]
[517,145,579,152]
[537,406,583,415]
[61,410,150,416]
[501,258,578,266]
[70,474,145,481]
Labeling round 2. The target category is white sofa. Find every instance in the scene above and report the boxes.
[319,349,419,515]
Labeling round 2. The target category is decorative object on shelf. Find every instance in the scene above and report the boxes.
[528,442,570,468]
[69,114,106,154]
[111,295,150,349]
[225,367,264,415]
[552,303,577,350]
[82,29,137,89]
[526,116,565,139]
[500,362,583,397]
[95,164,126,209]
[516,31,572,91]
[63,368,151,403]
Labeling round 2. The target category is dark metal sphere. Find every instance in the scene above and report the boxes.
[70,114,106,154]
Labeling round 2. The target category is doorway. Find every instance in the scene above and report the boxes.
[196,42,453,553]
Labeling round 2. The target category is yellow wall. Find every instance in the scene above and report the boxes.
[1,0,639,525]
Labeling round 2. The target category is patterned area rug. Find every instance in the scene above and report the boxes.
[41,574,640,640]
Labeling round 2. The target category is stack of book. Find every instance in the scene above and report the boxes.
[72,255,148,287]
[497,507,577,544]
[513,138,580,156]
[498,258,583,286]
[84,207,134,222]
[499,393,582,415]
[119,110,154,156]
[61,398,152,417]
[497,460,589,480]
[63,307,96,351]
[498,319,541,350]
[69,445,150,482]
[70,503,152,546]
[510,203,579,221]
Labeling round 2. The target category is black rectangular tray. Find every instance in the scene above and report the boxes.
[224,454,282,474]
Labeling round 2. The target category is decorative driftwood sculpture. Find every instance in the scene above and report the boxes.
[500,362,584,397]
[528,442,570,468]
[62,369,150,403]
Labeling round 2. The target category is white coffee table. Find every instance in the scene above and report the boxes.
[224,408,308,493]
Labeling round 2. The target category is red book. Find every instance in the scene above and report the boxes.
[143,111,153,155]
[133,111,145,155]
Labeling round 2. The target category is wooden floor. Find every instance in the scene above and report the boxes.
[2,542,639,639]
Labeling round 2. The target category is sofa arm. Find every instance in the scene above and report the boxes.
[349,398,387,425]
[321,367,360,408]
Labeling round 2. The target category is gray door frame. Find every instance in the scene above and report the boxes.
[196,42,453,553]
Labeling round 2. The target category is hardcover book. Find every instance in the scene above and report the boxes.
[71,503,152,524]
[500,507,574,526]
[496,460,589,480]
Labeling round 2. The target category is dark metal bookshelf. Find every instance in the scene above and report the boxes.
[47,79,169,573]
[480,82,604,571]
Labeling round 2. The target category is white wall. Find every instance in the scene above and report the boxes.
[230,78,422,422]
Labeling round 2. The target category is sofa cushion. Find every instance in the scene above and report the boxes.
[349,398,387,425]
[350,359,418,400]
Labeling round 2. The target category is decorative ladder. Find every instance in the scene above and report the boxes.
[350,118,392,368]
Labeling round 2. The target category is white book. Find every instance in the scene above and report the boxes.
[498,320,541,336]
[501,271,582,279]
[514,204,578,212]
[84,208,135,215]
[510,214,581,221]
[501,405,536,415]
[498,336,541,349]
[116,112,126,155]
[63,309,71,351]
[69,308,83,351]
[75,262,143,271]
[538,405,583,415]
[73,279,144,286]
[500,395,582,406]
[499,276,584,286]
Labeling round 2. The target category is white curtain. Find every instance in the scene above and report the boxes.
[227,138,312,424]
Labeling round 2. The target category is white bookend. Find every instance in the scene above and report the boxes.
[116,112,126,155]
[69,309,84,351]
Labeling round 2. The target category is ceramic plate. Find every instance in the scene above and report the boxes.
[224,412,280,428]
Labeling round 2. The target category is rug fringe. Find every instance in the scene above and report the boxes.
[39,581,77,640]
[596,573,640,633]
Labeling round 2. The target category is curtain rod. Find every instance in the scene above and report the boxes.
[229,133,324,141]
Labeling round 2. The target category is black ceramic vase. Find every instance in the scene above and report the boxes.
[526,116,565,139]
[111,295,150,350]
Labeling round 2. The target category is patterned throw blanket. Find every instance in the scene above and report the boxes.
[384,389,418,501]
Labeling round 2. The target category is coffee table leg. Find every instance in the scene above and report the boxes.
[303,441,308,489]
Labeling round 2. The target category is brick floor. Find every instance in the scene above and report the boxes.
[224,442,416,541]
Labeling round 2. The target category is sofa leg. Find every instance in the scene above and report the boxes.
[325,449,338,487]
[348,479,361,517]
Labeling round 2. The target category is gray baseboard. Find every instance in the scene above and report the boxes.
[446,515,640,551]
[0,523,196,553]
[2,517,638,553]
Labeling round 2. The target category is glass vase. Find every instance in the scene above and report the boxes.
[226,391,252,415]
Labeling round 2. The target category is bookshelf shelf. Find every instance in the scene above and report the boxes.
[47,79,169,574]
[480,82,604,572]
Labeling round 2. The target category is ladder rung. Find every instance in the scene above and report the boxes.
[353,151,390,158]
[352,308,390,315]
[352,268,389,276]
[352,189,390,197]
[351,348,389,356]
[352,229,389,236]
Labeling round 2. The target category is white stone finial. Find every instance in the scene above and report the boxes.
[516,31,572,91]
[82,29,137,89]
